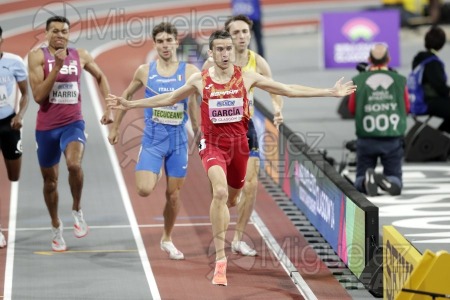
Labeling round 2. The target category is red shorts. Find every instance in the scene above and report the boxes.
[199,135,249,189]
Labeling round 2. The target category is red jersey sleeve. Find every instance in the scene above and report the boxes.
[347,93,356,115]
[404,87,410,114]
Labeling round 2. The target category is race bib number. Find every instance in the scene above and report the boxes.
[208,98,244,124]
[152,103,184,125]
[0,85,7,107]
[49,82,79,104]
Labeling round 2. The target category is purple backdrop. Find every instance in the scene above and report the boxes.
[322,10,400,69]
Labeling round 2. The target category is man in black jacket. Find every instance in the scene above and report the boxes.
[412,26,450,133]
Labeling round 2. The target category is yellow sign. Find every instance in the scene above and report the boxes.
[397,250,450,300]
[383,226,422,300]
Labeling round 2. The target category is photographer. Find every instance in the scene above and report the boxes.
[348,43,409,196]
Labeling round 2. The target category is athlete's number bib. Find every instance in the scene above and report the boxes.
[0,85,7,107]
[152,103,184,125]
[50,82,79,104]
[208,98,244,124]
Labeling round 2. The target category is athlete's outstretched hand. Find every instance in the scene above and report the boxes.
[331,77,356,97]
[106,94,132,111]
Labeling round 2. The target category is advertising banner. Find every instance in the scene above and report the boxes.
[253,102,378,279]
[322,10,400,69]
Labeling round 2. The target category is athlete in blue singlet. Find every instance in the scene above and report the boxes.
[108,22,200,260]
[137,61,190,177]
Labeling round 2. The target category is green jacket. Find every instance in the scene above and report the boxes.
[353,70,407,138]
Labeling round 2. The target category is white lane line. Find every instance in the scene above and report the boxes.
[87,45,160,299]
[251,211,317,299]
[3,181,18,300]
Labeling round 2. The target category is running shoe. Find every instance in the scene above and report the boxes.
[0,232,6,248]
[212,259,227,286]
[52,219,67,252]
[231,241,257,256]
[160,241,184,260]
[72,210,89,238]
[364,168,378,196]
[374,173,401,196]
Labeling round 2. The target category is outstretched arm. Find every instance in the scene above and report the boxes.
[108,64,146,145]
[250,73,356,98]
[106,72,200,110]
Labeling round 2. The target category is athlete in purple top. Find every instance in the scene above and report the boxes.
[28,16,112,252]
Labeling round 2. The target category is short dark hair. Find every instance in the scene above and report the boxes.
[152,22,178,41]
[0,26,2,38]
[46,16,70,30]
[208,30,232,50]
[224,14,253,32]
[425,26,446,51]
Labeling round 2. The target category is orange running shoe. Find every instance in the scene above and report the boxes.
[212,259,227,286]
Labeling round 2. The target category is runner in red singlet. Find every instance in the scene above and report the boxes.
[199,64,250,190]
[202,14,284,257]
[106,30,356,287]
